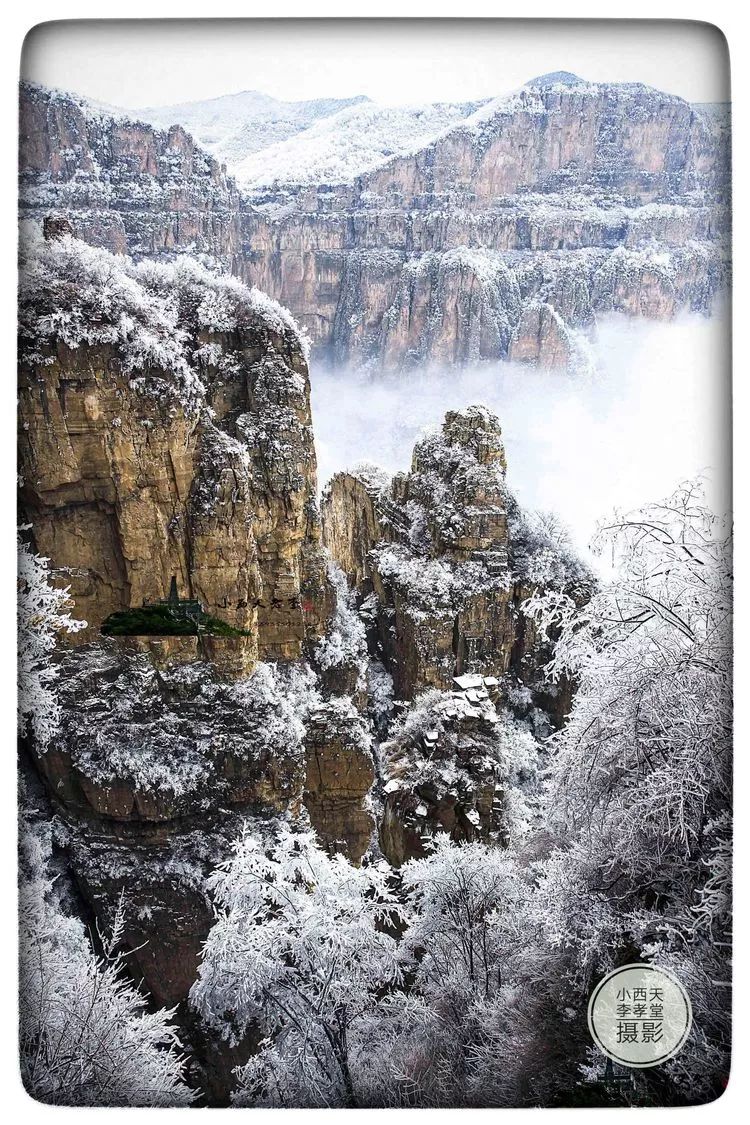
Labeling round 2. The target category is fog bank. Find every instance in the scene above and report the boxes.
[311,311,730,563]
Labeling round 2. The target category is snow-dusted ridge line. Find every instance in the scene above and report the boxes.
[228,74,699,193]
[20,79,155,130]
[20,72,723,200]
[230,98,488,191]
[135,89,373,166]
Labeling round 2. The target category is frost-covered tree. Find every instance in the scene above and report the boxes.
[19,806,195,1106]
[517,481,732,1104]
[382,837,526,1105]
[402,836,521,1001]
[190,825,407,1107]
[527,481,731,912]
[17,535,86,749]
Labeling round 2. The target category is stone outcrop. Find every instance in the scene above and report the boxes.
[29,635,377,1056]
[68,824,231,1011]
[38,644,309,826]
[19,76,729,372]
[18,231,333,665]
[322,405,593,703]
[121,634,257,681]
[378,684,523,866]
[303,700,376,863]
[26,630,376,1102]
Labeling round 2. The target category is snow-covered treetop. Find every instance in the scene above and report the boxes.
[508,499,596,596]
[18,230,310,408]
[190,824,405,1049]
[343,461,393,496]
[18,535,86,751]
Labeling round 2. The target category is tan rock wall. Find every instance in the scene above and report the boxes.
[19,330,331,664]
[20,82,728,372]
[304,720,375,864]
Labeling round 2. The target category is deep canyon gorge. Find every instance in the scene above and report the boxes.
[18,63,731,1107]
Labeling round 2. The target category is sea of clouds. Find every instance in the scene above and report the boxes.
[311,309,730,567]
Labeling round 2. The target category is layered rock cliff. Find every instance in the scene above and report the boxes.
[237,75,729,369]
[18,227,332,662]
[17,66,729,1108]
[20,75,729,372]
[19,81,241,264]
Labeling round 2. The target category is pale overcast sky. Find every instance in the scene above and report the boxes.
[22,19,729,110]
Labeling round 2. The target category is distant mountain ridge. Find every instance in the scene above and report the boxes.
[138,74,723,194]
[137,89,373,166]
[526,70,587,88]
[34,72,728,194]
[138,88,489,189]
[19,73,730,371]
[229,98,488,190]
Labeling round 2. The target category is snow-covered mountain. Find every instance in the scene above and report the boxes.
[229,98,487,189]
[137,89,371,166]
[137,88,488,190]
[19,74,729,372]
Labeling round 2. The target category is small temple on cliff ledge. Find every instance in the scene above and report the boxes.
[143,576,204,624]
[100,577,232,637]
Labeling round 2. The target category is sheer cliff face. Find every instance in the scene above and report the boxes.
[16,231,363,1051]
[238,81,729,369]
[20,78,729,372]
[18,231,332,663]
[19,82,241,264]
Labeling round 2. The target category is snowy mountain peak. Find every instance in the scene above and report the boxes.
[525,70,587,89]
[230,98,484,191]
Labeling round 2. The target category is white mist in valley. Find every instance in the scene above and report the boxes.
[310,309,729,566]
